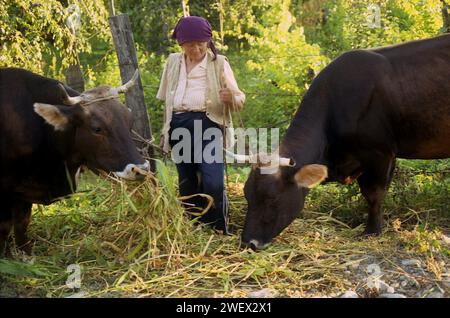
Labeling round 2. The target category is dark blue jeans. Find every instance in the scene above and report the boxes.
[169,112,228,233]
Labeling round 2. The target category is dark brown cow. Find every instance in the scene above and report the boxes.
[238,34,450,250]
[0,67,149,255]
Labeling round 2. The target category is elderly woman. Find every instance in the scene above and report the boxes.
[157,16,245,234]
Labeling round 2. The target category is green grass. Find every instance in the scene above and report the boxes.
[0,159,448,298]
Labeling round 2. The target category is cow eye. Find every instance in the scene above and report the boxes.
[92,127,102,134]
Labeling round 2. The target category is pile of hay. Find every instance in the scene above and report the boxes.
[0,160,448,298]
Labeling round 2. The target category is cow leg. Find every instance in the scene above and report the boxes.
[0,201,14,257]
[357,156,396,235]
[12,200,33,255]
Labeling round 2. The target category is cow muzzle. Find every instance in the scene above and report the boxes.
[240,239,271,251]
[114,160,150,180]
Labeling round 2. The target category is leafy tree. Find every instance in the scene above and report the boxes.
[3,0,444,135]
[302,0,444,58]
[116,0,183,55]
[0,0,110,77]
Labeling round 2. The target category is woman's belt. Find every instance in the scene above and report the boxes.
[172,109,206,113]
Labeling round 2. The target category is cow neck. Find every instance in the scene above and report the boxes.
[279,92,328,174]
[51,126,83,172]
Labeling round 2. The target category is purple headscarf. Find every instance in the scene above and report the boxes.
[172,16,217,60]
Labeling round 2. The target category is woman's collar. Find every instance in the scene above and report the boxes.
[182,52,209,69]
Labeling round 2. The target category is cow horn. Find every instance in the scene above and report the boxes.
[279,157,295,167]
[258,155,295,167]
[224,149,252,162]
[58,84,83,105]
[111,69,139,95]
[224,149,295,167]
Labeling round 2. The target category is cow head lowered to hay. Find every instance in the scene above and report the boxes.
[231,34,450,250]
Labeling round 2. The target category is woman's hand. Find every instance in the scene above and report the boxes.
[219,88,233,105]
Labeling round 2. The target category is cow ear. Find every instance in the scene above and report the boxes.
[294,164,328,188]
[34,103,83,131]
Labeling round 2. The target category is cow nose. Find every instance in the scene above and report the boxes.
[240,240,253,250]
[114,160,150,180]
[131,160,150,177]
[240,239,266,251]
[249,241,258,251]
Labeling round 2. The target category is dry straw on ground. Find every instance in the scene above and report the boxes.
[0,160,448,298]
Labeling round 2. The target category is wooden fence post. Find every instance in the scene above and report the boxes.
[65,64,85,92]
[442,1,449,33]
[109,14,155,172]
[65,4,84,93]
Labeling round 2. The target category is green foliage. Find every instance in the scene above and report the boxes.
[110,0,446,135]
[116,0,183,55]
[0,259,53,277]
[233,0,329,132]
[0,0,109,76]
[2,0,446,132]
[303,0,444,58]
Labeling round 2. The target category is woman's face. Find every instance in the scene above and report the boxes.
[182,41,208,62]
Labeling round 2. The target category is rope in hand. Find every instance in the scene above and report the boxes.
[220,71,233,191]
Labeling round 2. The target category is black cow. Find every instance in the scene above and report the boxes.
[239,34,450,250]
[0,67,150,255]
